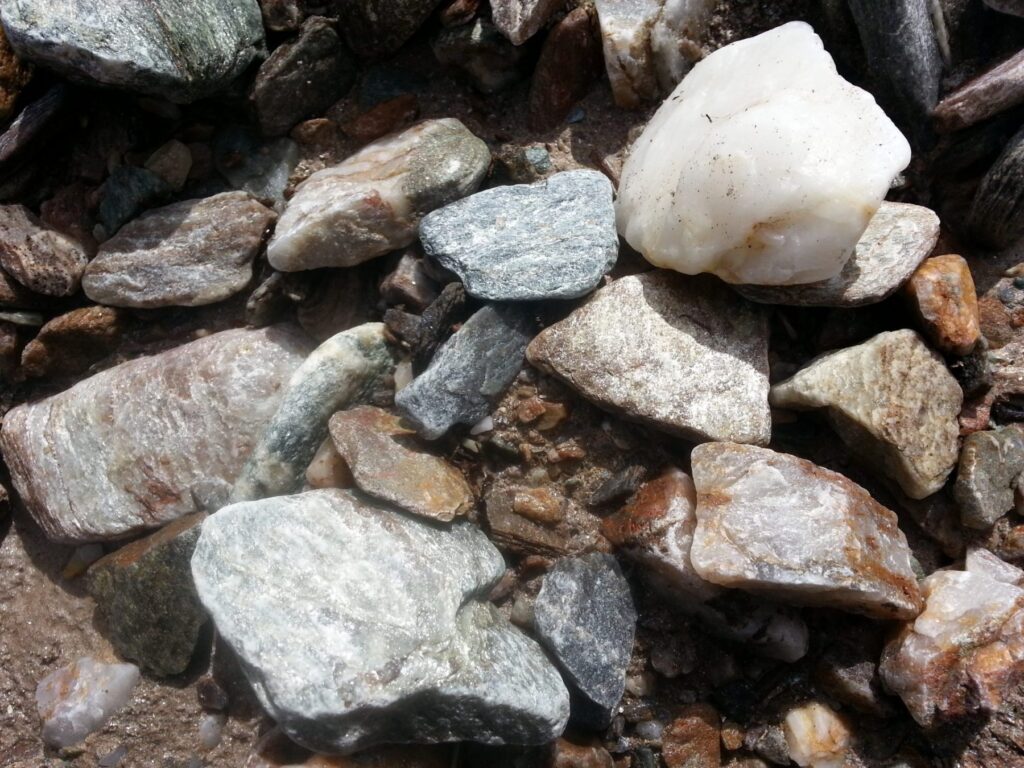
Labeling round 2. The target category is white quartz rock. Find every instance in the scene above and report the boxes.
[783,701,851,768]
[616,21,911,285]
[36,657,140,748]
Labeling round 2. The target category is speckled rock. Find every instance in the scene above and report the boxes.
[954,426,1024,529]
[934,49,1024,133]
[0,204,88,296]
[0,24,31,124]
[492,0,562,44]
[770,329,962,499]
[36,657,140,749]
[967,124,1024,249]
[421,170,617,301]
[904,254,980,356]
[527,271,770,444]
[20,305,125,378]
[690,442,923,619]
[191,488,570,753]
[0,325,312,542]
[268,119,490,270]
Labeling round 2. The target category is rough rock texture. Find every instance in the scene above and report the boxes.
[0,204,88,296]
[492,0,563,44]
[1,325,312,542]
[191,489,570,753]
[82,192,276,308]
[984,0,1024,15]
[735,203,940,307]
[0,0,265,102]
[268,119,490,270]
[904,253,980,356]
[954,426,1024,529]
[396,304,533,439]
[770,329,962,499]
[144,139,191,191]
[689,442,924,620]
[328,406,473,522]
[534,553,637,728]
[934,48,1024,133]
[420,170,617,301]
[662,704,721,768]
[527,271,770,444]
[36,657,140,749]
[967,124,1024,250]
[783,701,851,768]
[337,0,443,56]
[20,306,125,379]
[86,514,207,676]
[528,6,603,131]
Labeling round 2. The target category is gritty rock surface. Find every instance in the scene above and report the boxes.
[904,253,981,356]
[35,657,140,749]
[662,704,721,768]
[0,204,88,296]
[954,426,1024,529]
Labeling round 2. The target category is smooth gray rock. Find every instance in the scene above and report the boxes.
[421,170,618,302]
[395,304,534,439]
[534,553,637,728]
[954,426,1024,529]
[191,488,570,753]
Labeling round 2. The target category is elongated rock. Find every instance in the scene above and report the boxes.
[36,657,140,749]
[967,124,1024,249]
[934,49,1024,133]
[0,326,312,542]
[191,489,570,753]
[0,204,88,296]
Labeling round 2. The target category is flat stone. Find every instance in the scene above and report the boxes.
[1,325,312,542]
[770,329,962,499]
[36,657,140,749]
[689,442,924,620]
[0,0,265,102]
[485,483,570,557]
[934,49,1024,133]
[735,203,940,308]
[421,170,617,302]
[267,119,490,270]
[904,253,981,356]
[492,0,561,44]
[328,406,473,522]
[528,7,603,131]
[20,306,125,379]
[954,426,1024,529]
[433,19,529,94]
[534,553,637,728]
[191,488,570,753]
[98,166,172,235]
[968,124,1024,250]
[83,192,276,308]
[0,204,88,296]
[87,514,207,676]
[527,271,770,444]
[396,304,533,439]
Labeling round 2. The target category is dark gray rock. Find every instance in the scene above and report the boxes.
[395,304,534,439]
[968,125,1024,249]
[338,0,443,57]
[984,0,1024,16]
[432,19,530,94]
[421,170,617,302]
[954,426,1024,529]
[533,553,637,728]
[0,84,66,179]
[213,126,299,203]
[98,166,172,236]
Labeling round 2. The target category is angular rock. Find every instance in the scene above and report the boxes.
[954,426,1024,529]
[934,49,1024,133]
[968,124,1024,250]
[384,281,467,371]
[534,553,636,728]
[83,192,276,308]
[191,488,570,753]
[492,0,561,44]
[421,170,617,302]
[328,406,473,522]
[770,329,962,499]
[396,304,533,439]
[662,704,721,768]
[36,657,140,749]
[0,0,265,102]
[485,483,571,557]
[380,252,439,311]
[268,119,490,271]
[213,127,299,203]
[735,203,940,308]
[98,165,172,235]
[342,94,420,144]
[1,326,312,542]
[904,253,980,356]
[529,7,603,131]
[689,442,923,620]
[527,271,770,444]
[231,323,396,502]
[337,0,442,56]
[87,514,207,676]
[0,204,88,296]
[783,701,851,768]
[21,306,125,379]
[433,19,530,94]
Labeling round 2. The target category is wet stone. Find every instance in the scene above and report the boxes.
[20,306,125,379]
[954,426,1024,529]
[0,204,88,296]
[904,253,981,356]
[36,657,140,749]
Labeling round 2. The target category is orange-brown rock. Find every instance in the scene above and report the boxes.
[20,305,125,379]
[662,704,721,768]
[343,94,420,144]
[905,254,980,356]
[0,24,31,124]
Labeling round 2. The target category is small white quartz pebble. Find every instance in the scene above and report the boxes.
[36,657,140,748]
[616,21,911,286]
[783,701,851,768]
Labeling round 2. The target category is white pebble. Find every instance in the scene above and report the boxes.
[36,657,140,749]
[198,712,227,751]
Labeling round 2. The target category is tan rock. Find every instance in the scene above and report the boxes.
[905,254,980,356]
[782,701,851,768]
[662,704,721,768]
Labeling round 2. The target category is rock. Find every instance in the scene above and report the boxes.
[20,306,125,379]
[396,304,533,439]
[485,483,570,557]
[231,323,397,502]
[0,0,264,102]
[689,442,923,619]
[735,203,940,308]
[954,426,1024,529]
[144,139,192,191]
[0,320,18,377]
[1,326,311,542]
[267,119,489,271]
[213,127,299,203]
[384,281,467,371]
[342,94,420,145]
[83,192,276,308]
[41,182,99,254]
[934,49,1024,133]
[904,253,980,356]
[305,437,353,489]
[492,0,561,44]
[984,0,1024,15]
[0,204,88,296]
[87,514,207,676]
[98,165,173,235]
[662,704,721,768]
[534,553,637,728]
[380,252,439,311]
[432,19,530,94]
[782,701,851,768]
[258,0,304,31]
[251,16,355,138]
[0,83,65,178]
[550,737,614,768]
[421,170,616,302]
[527,271,770,444]
[0,24,31,124]
[770,329,962,499]
[528,7,603,131]
[337,0,444,57]
[967,124,1024,250]
[615,22,910,286]
[328,406,473,522]
[36,657,140,749]
[0,265,38,308]
[191,488,570,753]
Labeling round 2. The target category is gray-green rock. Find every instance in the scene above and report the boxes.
[954,426,1024,529]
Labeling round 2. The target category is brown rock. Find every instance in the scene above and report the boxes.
[144,140,192,191]
[934,49,1024,133]
[512,485,564,524]
[0,204,88,296]
[529,7,603,131]
[297,265,378,342]
[0,319,18,378]
[663,704,721,768]
[486,482,569,557]
[39,182,98,255]
[439,0,479,26]
[304,438,354,489]
[550,736,614,768]
[342,94,420,144]
[380,251,439,311]
[905,254,981,356]
[20,305,125,379]
[0,24,31,123]
[0,265,38,308]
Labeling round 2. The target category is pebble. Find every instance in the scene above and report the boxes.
[380,252,440,311]
[337,0,442,56]
[528,7,603,131]
[533,553,637,728]
[98,165,172,235]
[735,202,940,308]
[770,329,962,499]
[967,124,1024,249]
[954,426,1024,529]
[0,204,88,296]
[144,140,192,191]
[396,304,534,439]
[491,0,561,44]
[213,127,299,203]
[661,704,721,768]
[198,712,226,751]
[904,253,980,356]
[304,437,353,489]
[421,170,617,302]
[191,488,570,753]
[0,0,264,102]
[550,737,615,768]
[782,701,851,768]
[231,323,396,503]
[0,325,311,542]
[342,94,420,144]
[486,483,571,557]
[87,514,207,676]
[689,442,923,620]
[21,305,125,379]
[267,119,489,271]
[0,84,65,178]
[527,271,771,444]
[384,281,468,370]
[36,657,140,749]
[934,48,1024,133]
[432,19,529,94]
